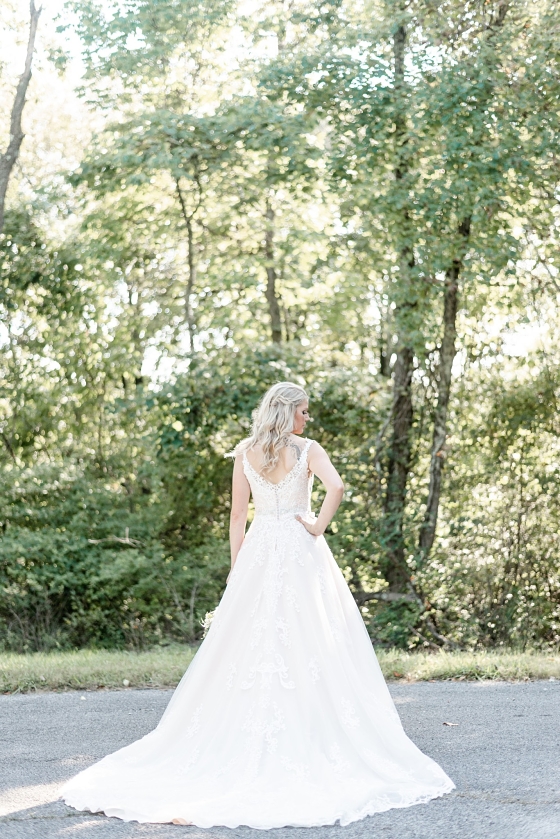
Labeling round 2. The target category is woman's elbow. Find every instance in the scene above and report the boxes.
[230,507,247,524]
[332,479,345,495]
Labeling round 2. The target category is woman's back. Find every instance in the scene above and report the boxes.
[243,437,314,523]
[244,434,306,485]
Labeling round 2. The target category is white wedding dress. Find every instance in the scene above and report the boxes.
[61,438,454,827]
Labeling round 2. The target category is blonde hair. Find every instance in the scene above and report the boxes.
[231,382,308,472]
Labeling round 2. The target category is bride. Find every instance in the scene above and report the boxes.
[61,381,454,828]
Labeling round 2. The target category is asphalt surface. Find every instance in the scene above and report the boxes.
[0,681,559,839]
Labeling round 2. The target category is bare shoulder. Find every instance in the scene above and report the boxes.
[305,439,327,457]
[302,439,331,468]
[245,442,264,457]
[284,434,306,459]
[233,452,247,472]
[244,443,263,471]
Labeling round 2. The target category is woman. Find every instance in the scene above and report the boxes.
[61,382,454,827]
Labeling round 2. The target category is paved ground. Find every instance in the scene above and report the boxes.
[0,681,559,839]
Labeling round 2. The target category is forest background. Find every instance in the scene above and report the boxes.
[0,0,559,655]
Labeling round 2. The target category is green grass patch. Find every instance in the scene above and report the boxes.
[1,646,558,694]
[379,649,560,683]
[0,646,196,694]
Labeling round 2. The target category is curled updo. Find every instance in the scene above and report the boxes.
[231,382,308,472]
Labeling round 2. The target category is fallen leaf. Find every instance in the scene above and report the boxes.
[393,671,404,678]
[443,721,459,726]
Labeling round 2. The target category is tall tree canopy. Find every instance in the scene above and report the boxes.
[0,0,559,652]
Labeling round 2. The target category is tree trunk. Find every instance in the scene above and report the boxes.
[185,215,197,351]
[414,3,508,587]
[0,1,41,233]
[418,217,471,559]
[379,344,391,377]
[383,344,414,589]
[265,201,282,344]
[378,301,392,377]
[381,19,415,590]
[175,177,197,351]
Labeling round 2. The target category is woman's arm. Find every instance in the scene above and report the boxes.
[228,454,251,579]
[296,442,344,537]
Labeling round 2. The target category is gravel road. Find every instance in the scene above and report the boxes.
[1,681,559,838]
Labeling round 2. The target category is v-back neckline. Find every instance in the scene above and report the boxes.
[244,439,312,488]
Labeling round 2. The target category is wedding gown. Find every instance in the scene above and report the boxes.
[61,438,454,827]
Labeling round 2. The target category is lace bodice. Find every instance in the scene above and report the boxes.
[242,438,314,521]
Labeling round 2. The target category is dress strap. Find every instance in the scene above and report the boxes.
[302,438,314,461]
[241,448,251,478]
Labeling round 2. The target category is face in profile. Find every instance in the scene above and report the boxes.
[292,401,310,435]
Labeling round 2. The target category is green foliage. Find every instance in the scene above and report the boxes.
[0,209,83,312]
[427,370,560,649]
[1,0,559,653]
[68,0,234,89]
[0,461,230,651]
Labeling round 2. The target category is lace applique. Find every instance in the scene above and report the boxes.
[328,613,343,642]
[242,700,286,771]
[262,557,288,611]
[250,617,267,649]
[247,545,266,569]
[185,704,202,739]
[280,756,310,780]
[226,663,237,690]
[308,657,321,683]
[328,741,351,775]
[240,653,296,690]
[317,559,327,593]
[341,698,360,729]
[285,584,301,611]
[275,617,290,647]
[250,590,262,617]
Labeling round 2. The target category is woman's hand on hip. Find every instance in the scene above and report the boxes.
[295,514,322,537]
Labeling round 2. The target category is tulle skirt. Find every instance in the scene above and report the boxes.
[61,515,454,827]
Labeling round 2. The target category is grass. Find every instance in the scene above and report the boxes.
[0,646,197,694]
[1,646,558,694]
[377,648,560,683]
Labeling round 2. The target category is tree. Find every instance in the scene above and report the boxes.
[286,0,560,638]
[0,1,42,233]
[2,0,560,653]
